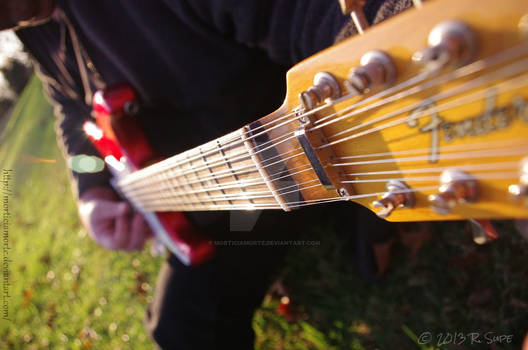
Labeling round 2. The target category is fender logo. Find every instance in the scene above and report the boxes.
[406,90,528,163]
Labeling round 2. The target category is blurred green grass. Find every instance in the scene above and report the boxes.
[1,77,527,349]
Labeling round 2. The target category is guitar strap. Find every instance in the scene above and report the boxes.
[55,8,105,107]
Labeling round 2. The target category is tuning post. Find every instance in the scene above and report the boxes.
[345,50,396,95]
[428,169,479,215]
[412,20,477,72]
[508,157,528,204]
[299,72,341,112]
[372,180,414,218]
[338,0,369,35]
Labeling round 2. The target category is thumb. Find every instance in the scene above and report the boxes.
[91,200,129,220]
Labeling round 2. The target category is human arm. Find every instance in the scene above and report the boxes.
[16,23,150,250]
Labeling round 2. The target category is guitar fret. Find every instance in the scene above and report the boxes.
[201,147,233,206]
[216,139,255,205]
[242,126,289,211]
[181,154,205,208]
[167,166,192,211]
[193,149,216,207]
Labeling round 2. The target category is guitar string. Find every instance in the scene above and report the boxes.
[119,48,528,209]
[131,138,525,201]
[309,42,528,131]
[125,40,528,186]
[135,165,521,211]
[117,42,528,194]
[120,139,526,204]
[120,91,528,209]
[124,163,316,200]
[119,43,528,194]
[119,68,522,204]
[126,137,527,207]
[120,67,528,206]
[119,149,305,198]
[131,44,528,211]
[330,146,527,167]
[129,149,524,211]
[318,61,528,149]
[136,167,522,212]
[344,160,520,177]
[119,143,304,192]
[339,138,527,160]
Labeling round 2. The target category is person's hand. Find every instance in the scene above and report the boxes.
[78,186,150,251]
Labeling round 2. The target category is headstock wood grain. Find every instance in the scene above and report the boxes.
[256,0,528,222]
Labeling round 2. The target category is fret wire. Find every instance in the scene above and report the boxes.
[184,153,206,207]
[121,149,310,207]
[138,202,283,212]
[166,165,192,211]
[120,44,528,213]
[121,131,297,190]
[217,139,256,205]
[122,162,314,203]
[121,115,301,186]
[135,178,320,211]
[118,149,305,200]
[123,155,311,201]
[202,146,233,206]
[119,43,528,192]
[199,148,217,206]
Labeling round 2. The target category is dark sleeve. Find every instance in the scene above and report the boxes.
[16,25,111,198]
[164,0,350,65]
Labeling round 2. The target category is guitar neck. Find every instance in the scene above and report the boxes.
[103,0,528,222]
[116,121,309,212]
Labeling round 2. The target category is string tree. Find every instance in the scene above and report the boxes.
[412,20,477,73]
[344,50,396,95]
[428,169,479,215]
[372,180,414,218]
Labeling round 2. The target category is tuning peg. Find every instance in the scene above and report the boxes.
[412,20,477,72]
[411,0,423,9]
[298,72,341,112]
[428,169,479,215]
[338,0,369,35]
[372,180,414,218]
[345,51,396,95]
[467,219,499,245]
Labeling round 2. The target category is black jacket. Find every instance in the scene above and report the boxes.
[17,0,412,198]
[16,0,355,197]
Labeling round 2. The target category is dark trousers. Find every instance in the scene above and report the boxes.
[143,205,395,349]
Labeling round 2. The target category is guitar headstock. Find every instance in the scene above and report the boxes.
[283,0,528,221]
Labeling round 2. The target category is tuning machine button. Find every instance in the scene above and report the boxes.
[413,20,477,72]
[345,50,396,95]
[428,169,479,215]
[508,157,528,204]
[299,72,341,111]
[372,180,414,218]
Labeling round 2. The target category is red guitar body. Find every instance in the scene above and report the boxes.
[84,84,215,265]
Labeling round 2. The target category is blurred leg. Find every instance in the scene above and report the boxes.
[144,209,317,349]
